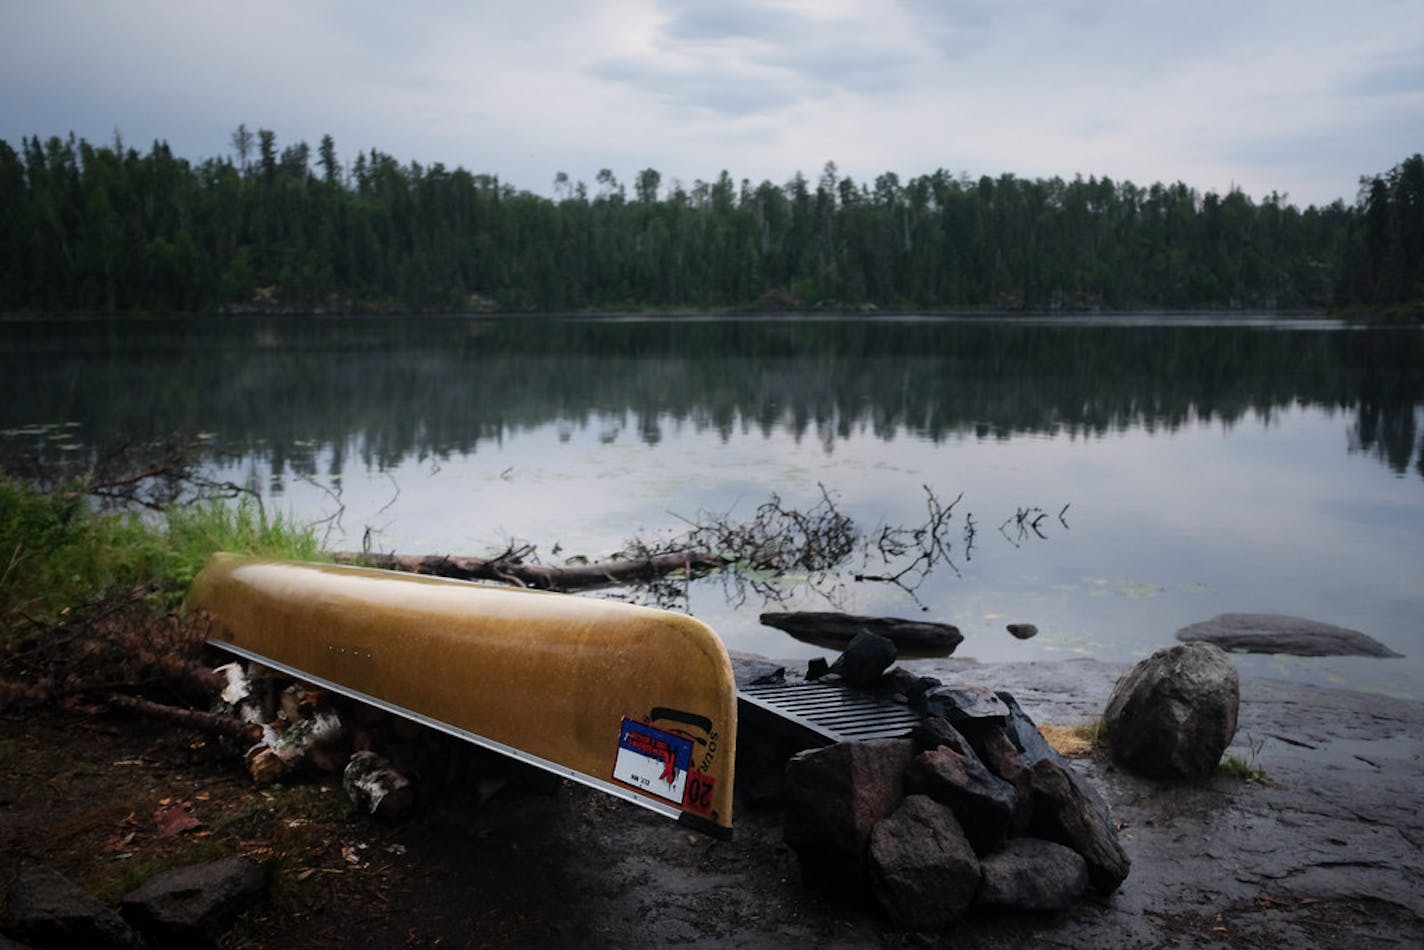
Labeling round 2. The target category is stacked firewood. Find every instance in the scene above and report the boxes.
[112,660,425,819]
[108,655,535,820]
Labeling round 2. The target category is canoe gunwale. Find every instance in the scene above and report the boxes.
[209,637,705,830]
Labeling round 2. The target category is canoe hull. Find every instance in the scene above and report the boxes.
[187,553,737,836]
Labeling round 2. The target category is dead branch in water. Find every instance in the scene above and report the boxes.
[82,434,255,511]
[855,487,966,597]
[332,548,728,592]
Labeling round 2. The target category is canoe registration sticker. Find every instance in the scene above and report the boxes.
[613,718,692,805]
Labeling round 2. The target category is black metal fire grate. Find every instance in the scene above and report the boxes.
[738,680,922,743]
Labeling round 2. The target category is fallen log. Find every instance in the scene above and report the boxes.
[107,693,264,746]
[759,611,964,657]
[331,549,727,591]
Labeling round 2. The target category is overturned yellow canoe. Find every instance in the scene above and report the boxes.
[187,552,737,837]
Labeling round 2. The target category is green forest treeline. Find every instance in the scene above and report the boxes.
[1,127,1420,316]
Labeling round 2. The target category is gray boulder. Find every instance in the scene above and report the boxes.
[783,738,917,892]
[867,795,981,930]
[975,837,1090,912]
[1175,612,1402,658]
[1028,758,1131,893]
[120,856,266,948]
[1104,642,1239,779]
[4,865,142,949]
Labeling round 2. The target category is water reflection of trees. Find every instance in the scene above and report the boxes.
[2,316,1421,482]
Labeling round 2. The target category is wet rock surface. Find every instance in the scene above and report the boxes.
[922,658,1424,948]
[1176,612,1404,657]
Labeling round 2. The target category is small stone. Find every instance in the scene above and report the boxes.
[1006,623,1039,640]
[806,656,831,680]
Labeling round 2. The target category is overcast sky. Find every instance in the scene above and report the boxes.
[3,0,1421,208]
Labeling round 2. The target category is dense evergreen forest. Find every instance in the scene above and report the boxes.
[0,127,1420,316]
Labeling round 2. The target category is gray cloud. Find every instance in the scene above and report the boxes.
[587,0,914,115]
[1342,55,1424,97]
[2,0,1420,207]
[590,59,802,116]
[659,0,805,44]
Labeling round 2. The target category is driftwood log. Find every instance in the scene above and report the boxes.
[759,611,964,656]
[332,550,726,591]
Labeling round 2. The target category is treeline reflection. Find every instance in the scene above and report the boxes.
[4,316,1421,482]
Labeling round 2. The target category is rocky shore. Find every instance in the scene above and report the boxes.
[912,657,1424,947]
[3,656,1421,947]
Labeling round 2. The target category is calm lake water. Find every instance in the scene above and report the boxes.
[4,314,1422,698]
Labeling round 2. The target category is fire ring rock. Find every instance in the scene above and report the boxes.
[1103,642,1240,780]
[867,795,981,929]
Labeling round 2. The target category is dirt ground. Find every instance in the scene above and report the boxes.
[3,657,1422,948]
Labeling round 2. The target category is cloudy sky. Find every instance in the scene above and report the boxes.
[3,0,1421,207]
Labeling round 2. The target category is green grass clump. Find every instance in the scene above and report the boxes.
[1220,732,1268,783]
[1220,755,1268,783]
[0,478,163,630]
[0,477,324,638]
[162,495,328,591]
